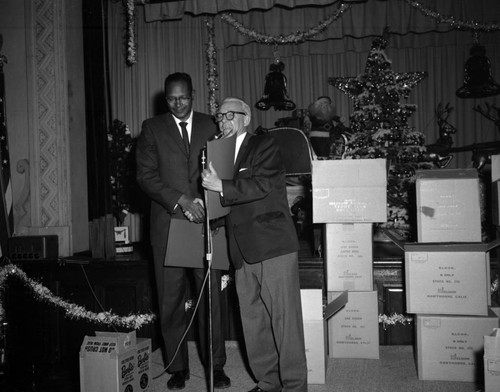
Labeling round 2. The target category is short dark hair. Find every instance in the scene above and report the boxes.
[164,72,193,95]
[316,96,332,103]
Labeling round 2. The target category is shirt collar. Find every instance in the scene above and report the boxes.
[173,111,193,127]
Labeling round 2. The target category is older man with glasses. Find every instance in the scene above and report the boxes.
[202,97,308,392]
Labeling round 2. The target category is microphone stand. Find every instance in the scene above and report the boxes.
[201,148,214,392]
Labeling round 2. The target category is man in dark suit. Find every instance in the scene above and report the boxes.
[136,73,230,390]
[202,97,307,392]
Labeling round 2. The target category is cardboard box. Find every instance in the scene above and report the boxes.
[491,155,500,226]
[301,290,348,384]
[80,331,137,392]
[415,168,481,242]
[312,159,387,223]
[304,320,327,384]
[136,338,152,392]
[324,223,373,291]
[327,290,379,359]
[385,231,498,316]
[301,289,323,321]
[415,310,500,382]
[484,327,500,392]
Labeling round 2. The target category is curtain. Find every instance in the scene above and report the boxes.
[85,0,116,258]
[108,0,500,169]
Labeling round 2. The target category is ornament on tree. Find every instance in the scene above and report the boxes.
[328,32,432,239]
[255,51,295,111]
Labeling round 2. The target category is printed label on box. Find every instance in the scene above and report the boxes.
[416,311,499,382]
[325,223,373,291]
[312,159,387,223]
[416,169,481,242]
[405,251,489,315]
[327,290,379,359]
[136,338,151,391]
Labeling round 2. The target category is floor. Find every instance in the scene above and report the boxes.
[149,342,485,392]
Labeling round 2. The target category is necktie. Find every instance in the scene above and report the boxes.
[179,122,190,154]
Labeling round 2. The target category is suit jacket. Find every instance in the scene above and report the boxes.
[136,111,218,247]
[221,133,299,268]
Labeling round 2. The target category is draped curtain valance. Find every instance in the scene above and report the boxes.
[140,0,500,57]
[110,0,500,170]
[142,0,339,21]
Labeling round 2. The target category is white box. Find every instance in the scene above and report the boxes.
[80,331,137,392]
[324,223,373,291]
[327,290,379,359]
[136,338,152,392]
[415,310,499,382]
[301,289,323,321]
[484,327,500,392]
[385,231,498,316]
[302,290,348,384]
[404,241,498,316]
[415,168,481,242]
[304,320,326,384]
[312,159,387,223]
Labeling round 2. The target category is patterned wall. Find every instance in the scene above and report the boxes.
[31,0,69,229]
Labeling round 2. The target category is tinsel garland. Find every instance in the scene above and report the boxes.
[124,0,137,65]
[405,0,500,32]
[205,17,219,115]
[220,3,352,45]
[0,263,155,330]
[379,313,413,330]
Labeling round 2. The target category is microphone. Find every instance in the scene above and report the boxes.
[201,146,207,170]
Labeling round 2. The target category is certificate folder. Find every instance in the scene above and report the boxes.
[205,135,235,219]
[164,218,230,270]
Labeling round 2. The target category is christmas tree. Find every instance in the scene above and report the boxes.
[329,35,433,239]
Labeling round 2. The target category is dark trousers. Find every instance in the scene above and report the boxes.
[235,252,308,392]
[153,245,227,373]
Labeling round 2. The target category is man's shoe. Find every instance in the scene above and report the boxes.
[213,369,231,389]
[248,387,267,392]
[167,370,190,390]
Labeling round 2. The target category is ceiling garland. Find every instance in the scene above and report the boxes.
[406,0,500,32]
[220,2,351,45]
[125,1,500,66]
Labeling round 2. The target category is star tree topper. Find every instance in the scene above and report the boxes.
[328,35,427,112]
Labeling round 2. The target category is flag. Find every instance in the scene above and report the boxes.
[0,51,13,258]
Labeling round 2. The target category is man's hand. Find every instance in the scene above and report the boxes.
[202,162,223,193]
[178,195,205,223]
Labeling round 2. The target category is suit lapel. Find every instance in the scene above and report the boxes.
[234,133,251,174]
[190,112,204,156]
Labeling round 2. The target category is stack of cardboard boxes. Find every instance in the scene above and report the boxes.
[485,155,500,391]
[387,168,500,383]
[311,159,387,364]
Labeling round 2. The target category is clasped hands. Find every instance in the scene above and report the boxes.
[178,162,222,223]
[178,194,205,223]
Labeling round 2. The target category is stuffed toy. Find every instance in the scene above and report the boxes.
[305,96,347,158]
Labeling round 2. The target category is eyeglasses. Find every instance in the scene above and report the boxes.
[215,111,246,122]
[166,96,192,104]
